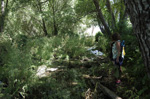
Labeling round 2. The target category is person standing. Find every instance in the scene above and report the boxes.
[111,33,122,84]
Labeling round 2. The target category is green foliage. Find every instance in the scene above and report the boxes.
[95,32,103,42]
[0,0,150,98]
[0,38,33,98]
[96,35,109,53]
[0,30,150,98]
[0,34,93,98]
[62,36,87,59]
[24,68,87,99]
[75,0,95,16]
[83,36,95,47]
[15,34,28,49]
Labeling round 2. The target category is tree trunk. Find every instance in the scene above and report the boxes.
[97,14,105,34]
[52,1,58,36]
[0,0,5,33]
[42,19,48,36]
[106,0,116,30]
[0,0,8,33]
[37,0,48,36]
[125,0,150,78]
[93,0,111,35]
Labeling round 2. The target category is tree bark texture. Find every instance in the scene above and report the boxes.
[93,0,111,35]
[106,0,116,30]
[52,1,58,36]
[0,0,5,33]
[125,0,150,78]
[97,14,105,34]
[42,19,48,36]
[90,79,122,99]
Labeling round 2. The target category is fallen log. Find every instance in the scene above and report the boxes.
[98,83,122,99]
[91,80,122,99]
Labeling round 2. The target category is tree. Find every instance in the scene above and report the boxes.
[0,0,8,33]
[0,0,4,33]
[37,0,48,36]
[75,0,127,35]
[47,0,77,35]
[106,0,116,30]
[92,0,111,35]
[125,0,150,78]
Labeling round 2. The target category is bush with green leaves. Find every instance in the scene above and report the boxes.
[84,36,95,47]
[62,36,88,59]
[0,34,88,98]
[0,39,33,98]
[96,35,109,53]
[23,68,87,99]
[95,32,103,42]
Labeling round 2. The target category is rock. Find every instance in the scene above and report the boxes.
[36,65,47,78]
[36,65,58,78]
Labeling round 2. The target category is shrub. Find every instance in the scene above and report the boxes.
[0,39,33,98]
[96,35,109,53]
[95,32,103,42]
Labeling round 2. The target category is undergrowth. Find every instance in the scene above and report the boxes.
[0,30,150,99]
[0,34,96,98]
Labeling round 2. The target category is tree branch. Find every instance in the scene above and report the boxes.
[92,0,111,35]
[106,0,116,29]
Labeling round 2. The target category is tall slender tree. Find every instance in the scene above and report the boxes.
[106,0,116,30]
[92,0,111,35]
[0,0,5,33]
[125,0,150,78]
[51,0,58,35]
[37,0,48,36]
[0,0,8,33]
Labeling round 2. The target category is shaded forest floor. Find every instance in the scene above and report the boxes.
[33,55,130,99]
[1,36,149,99]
